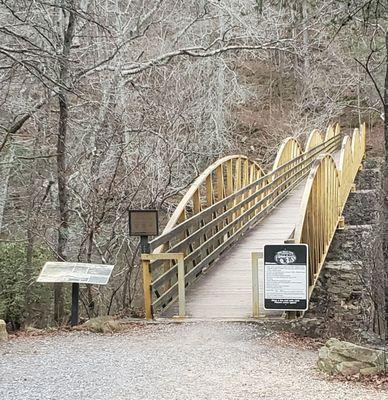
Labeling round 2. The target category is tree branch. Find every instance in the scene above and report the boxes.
[120,40,294,77]
[354,55,385,106]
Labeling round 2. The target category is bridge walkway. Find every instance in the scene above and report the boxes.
[162,151,341,319]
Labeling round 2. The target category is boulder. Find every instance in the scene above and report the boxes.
[83,316,122,333]
[317,338,385,376]
[0,319,8,341]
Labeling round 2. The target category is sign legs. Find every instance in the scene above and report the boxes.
[71,283,79,326]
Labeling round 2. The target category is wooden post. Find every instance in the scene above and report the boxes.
[177,254,186,318]
[251,251,262,318]
[142,258,153,320]
[142,253,185,319]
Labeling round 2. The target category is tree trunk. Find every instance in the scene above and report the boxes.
[54,4,76,324]
[383,30,388,339]
[24,228,34,326]
[302,0,310,73]
[0,144,15,233]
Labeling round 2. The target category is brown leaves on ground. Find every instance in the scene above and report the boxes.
[324,371,388,391]
[7,320,147,340]
[267,331,324,350]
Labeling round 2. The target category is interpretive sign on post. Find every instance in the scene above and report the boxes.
[37,262,114,285]
[37,262,114,326]
[128,210,159,237]
[263,244,308,311]
[128,209,159,254]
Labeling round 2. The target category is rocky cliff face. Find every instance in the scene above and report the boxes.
[300,157,386,343]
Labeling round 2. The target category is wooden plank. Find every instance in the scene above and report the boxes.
[150,136,340,250]
[162,180,308,319]
[152,139,344,317]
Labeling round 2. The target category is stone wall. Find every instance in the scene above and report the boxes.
[302,157,386,343]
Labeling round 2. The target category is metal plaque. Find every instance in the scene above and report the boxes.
[37,262,114,285]
[263,244,308,311]
[129,209,159,236]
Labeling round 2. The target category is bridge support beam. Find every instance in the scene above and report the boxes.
[176,254,186,318]
[141,258,153,320]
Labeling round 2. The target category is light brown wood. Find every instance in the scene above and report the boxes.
[142,122,367,319]
[294,125,365,297]
[305,129,323,152]
[141,259,152,320]
[272,137,303,171]
[162,181,308,319]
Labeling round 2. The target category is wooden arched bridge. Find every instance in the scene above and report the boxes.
[141,123,366,320]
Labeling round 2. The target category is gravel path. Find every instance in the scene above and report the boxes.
[0,322,386,400]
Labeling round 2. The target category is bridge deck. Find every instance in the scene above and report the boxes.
[161,151,341,320]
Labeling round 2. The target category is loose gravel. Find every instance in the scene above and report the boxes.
[0,322,386,400]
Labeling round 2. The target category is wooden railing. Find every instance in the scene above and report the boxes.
[294,123,366,295]
[142,124,343,318]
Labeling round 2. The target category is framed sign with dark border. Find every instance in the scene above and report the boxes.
[263,244,308,311]
[128,209,159,236]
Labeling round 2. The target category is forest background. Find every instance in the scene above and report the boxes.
[0,0,386,329]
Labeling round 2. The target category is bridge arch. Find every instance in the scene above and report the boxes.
[294,154,340,291]
[295,125,366,296]
[324,123,340,142]
[143,122,360,319]
[161,155,264,236]
[338,135,353,206]
[272,137,303,170]
[305,129,323,152]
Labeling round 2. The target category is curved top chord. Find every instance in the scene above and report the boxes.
[305,129,323,152]
[160,155,264,237]
[143,121,352,318]
[272,137,303,171]
[294,124,366,296]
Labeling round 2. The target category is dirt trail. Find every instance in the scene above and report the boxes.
[0,322,386,400]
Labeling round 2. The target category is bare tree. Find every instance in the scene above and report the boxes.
[1,0,385,326]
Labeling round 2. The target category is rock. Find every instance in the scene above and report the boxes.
[360,366,380,376]
[337,361,366,376]
[343,190,382,225]
[83,317,122,334]
[363,157,383,170]
[317,338,385,376]
[289,318,324,338]
[326,225,374,262]
[25,326,45,335]
[355,167,382,190]
[304,157,386,342]
[0,319,8,341]
[326,338,384,364]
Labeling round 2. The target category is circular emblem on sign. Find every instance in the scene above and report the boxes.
[274,250,297,265]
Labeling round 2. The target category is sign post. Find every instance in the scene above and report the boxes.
[128,210,159,320]
[71,283,80,326]
[263,244,308,312]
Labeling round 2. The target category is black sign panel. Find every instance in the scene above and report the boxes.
[263,244,308,311]
[128,210,159,236]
